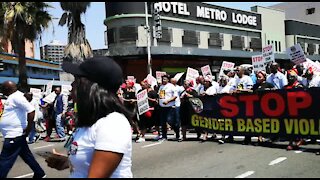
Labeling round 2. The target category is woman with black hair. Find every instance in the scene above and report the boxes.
[45,57,133,178]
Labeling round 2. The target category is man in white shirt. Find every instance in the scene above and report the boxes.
[235,66,254,92]
[266,62,288,89]
[170,78,184,141]
[305,67,320,88]
[0,81,46,178]
[158,75,178,140]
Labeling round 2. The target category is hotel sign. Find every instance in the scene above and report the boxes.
[153,2,261,30]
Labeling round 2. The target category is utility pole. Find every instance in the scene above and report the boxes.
[145,2,152,75]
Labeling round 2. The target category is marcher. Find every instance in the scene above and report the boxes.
[52,87,68,141]
[46,56,133,178]
[24,92,41,144]
[0,81,46,178]
[266,62,288,89]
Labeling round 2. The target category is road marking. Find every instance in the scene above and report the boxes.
[33,144,54,150]
[14,173,34,178]
[295,150,305,154]
[268,157,287,166]
[235,171,255,178]
[141,142,162,148]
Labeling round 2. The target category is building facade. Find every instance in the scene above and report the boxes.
[104,2,320,81]
[1,39,35,58]
[40,40,66,65]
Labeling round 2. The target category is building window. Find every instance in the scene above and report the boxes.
[307,43,315,55]
[182,30,198,45]
[208,33,222,48]
[250,37,262,51]
[275,41,278,52]
[107,28,115,44]
[119,26,137,43]
[306,8,315,15]
[278,41,281,52]
[231,35,243,50]
[158,28,172,43]
[267,40,270,45]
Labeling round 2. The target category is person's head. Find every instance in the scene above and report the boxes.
[203,75,212,88]
[54,87,61,95]
[161,74,170,85]
[227,70,235,78]
[287,68,298,85]
[235,66,245,77]
[183,79,194,89]
[270,62,279,74]
[2,81,17,96]
[140,79,151,90]
[170,78,177,85]
[295,64,305,76]
[196,75,204,84]
[62,56,132,128]
[125,80,135,89]
[24,92,33,102]
[218,75,228,87]
[256,70,267,84]
[223,69,231,76]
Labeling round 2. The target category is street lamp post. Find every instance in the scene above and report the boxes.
[145,2,152,75]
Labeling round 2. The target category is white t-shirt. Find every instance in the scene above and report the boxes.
[0,91,35,138]
[68,112,132,178]
[158,83,178,107]
[266,72,288,89]
[201,81,220,96]
[308,75,320,88]
[173,85,184,107]
[236,75,254,90]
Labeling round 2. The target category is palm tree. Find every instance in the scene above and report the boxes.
[59,2,93,64]
[0,2,52,92]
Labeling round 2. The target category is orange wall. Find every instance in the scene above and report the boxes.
[4,39,35,58]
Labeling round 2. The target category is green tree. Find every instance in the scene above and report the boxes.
[59,2,93,64]
[0,2,52,92]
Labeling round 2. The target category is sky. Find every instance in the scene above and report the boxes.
[34,2,281,59]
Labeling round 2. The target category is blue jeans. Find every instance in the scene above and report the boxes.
[28,122,36,143]
[54,112,65,138]
[173,106,181,138]
[160,107,175,139]
[0,135,45,178]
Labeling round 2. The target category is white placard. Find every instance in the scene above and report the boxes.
[146,74,157,88]
[127,76,136,83]
[42,92,57,104]
[201,65,212,77]
[156,71,166,83]
[252,54,265,72]
[262,44,275,64]
[136,89,149,115]
[30,88,42,102]
[219,61,235,77]
[45,81,53,95]
[303,58,320,73]
[173,72,184,82]
[61,85,72,95]
[186,67,199,87]
[286,43,307,65]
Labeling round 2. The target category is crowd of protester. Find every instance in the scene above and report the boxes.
[118,61,320,155]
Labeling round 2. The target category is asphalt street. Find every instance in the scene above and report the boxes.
[2,132,320,178]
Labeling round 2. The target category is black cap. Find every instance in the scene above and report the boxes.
[62,56,123,92]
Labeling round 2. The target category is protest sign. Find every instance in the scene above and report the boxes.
[262,44,275,65]
[186,67,199,87]
[146,74,157,87]
[173,72,184,82]
[61,85,72,95]
[30,88,42,102]
[287,43,307,65]
[45,80,53,95]
[218,61,235,77]
[156,71,166,83]
[252,54,265,72]
[136,89,149,115]
[43,92,57,104]
[188,88,320,138]
[201,65,212,77]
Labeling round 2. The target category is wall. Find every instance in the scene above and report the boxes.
[251,6,286,53]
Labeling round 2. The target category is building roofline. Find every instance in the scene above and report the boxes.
[251,5,286,13]
[285,19,320,27]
